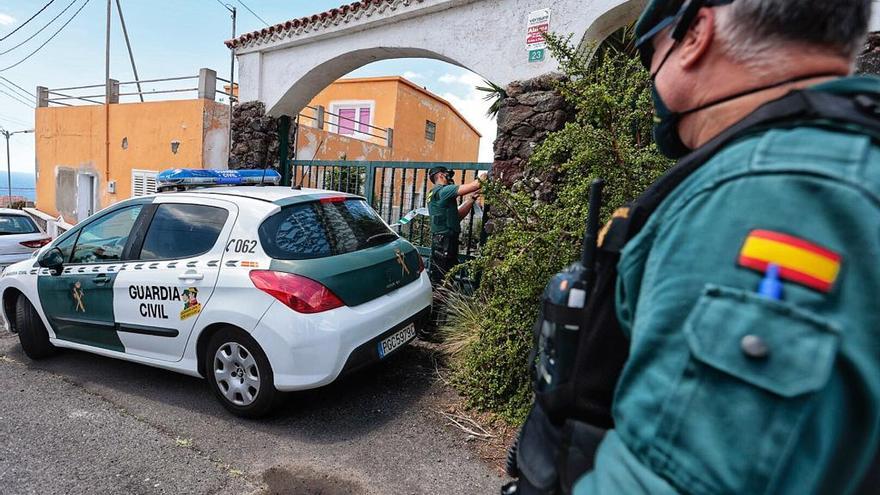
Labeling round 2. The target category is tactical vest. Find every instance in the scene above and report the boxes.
[513,89,880,495]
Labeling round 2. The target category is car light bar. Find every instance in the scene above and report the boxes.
[156,168,282,189]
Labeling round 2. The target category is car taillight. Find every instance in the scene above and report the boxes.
[249,270,344,314]
[20,238,51,249]
[417,254,425,273]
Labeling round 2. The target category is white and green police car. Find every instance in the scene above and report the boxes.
[0,169,431,417]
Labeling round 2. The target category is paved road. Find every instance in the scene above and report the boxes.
[0,332,500,494]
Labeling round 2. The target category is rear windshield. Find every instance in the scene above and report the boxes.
[0,214,38,235]
[259,198,397,260]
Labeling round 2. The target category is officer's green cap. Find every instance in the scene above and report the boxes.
[428,166,450,177]
[634,0,735,69]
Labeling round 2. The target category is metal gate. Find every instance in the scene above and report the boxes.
[291,160,491,260]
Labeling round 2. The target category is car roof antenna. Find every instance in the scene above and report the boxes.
[258,148,272,187]
[294,137,325,190]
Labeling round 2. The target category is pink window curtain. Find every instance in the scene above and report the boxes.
[358,108,371,133]
[338,108,356,135]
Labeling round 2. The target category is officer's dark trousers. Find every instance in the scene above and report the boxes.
[427,233,459,335]
[429,233,459,287]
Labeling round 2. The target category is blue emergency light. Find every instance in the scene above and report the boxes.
[156,168,282,189]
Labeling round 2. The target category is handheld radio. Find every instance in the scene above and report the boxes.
[535,179,604,394]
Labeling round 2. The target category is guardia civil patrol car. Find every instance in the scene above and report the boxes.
[0,169,431,417]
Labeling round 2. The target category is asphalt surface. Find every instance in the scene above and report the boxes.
[0,332,500,494]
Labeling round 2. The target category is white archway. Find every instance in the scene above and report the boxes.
[267,48,476,118]
[232,0,648,117]
[582,0,647,46]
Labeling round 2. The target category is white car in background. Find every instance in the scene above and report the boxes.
[0,170,432,418]
[0,209,51,270]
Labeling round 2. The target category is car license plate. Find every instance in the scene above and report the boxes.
[378,323,416,358]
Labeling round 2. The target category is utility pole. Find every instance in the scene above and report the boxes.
[1,128,34,207]
[104,0,112,180]
[219,4,237,167]
[214,3,238,166]
[230,6,236,167]
[105,0,112,104]
[231,6,236,103]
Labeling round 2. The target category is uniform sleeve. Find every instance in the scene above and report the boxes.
[575,172,880,494]
[436,184,460,203]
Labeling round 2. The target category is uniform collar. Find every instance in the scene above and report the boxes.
[810,75,880,96]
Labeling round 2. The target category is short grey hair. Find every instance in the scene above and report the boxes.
[715,0,873,70]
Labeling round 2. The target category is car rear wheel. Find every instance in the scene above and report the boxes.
[15,295,56,360]
[205,328,278,418]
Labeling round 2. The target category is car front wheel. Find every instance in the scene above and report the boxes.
[205,327,278,418]
[15,295,56,359]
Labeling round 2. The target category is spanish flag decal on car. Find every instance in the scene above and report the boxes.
[738,230,842,293]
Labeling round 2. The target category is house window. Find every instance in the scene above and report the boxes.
[425,120,437,142]
[330,102,373,136]
[132,169,158,197]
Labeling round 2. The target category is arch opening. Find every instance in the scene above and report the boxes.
[267,47,482,118]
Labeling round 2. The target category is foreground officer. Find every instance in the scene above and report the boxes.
[426,167,487,286]
[512,0,880,494]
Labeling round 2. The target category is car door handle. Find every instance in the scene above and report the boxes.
[93,274,112,286]
[178,271,204,281]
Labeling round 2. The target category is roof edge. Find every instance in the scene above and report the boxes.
[225,0,397,49]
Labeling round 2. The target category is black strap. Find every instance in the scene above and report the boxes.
[543,301,584,327]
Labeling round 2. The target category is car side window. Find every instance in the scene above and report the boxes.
[54,232,78,262]
[70,205,144,264]
[139,204,229,260]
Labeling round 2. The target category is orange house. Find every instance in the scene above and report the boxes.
[35,98,231,224]
[301,76,481,163]
[34,75,480,225]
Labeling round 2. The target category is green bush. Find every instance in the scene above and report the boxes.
[443,32,673,424]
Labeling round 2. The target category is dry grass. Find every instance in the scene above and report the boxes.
[434,288,485,359]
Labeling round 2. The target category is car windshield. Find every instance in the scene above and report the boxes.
[0,214,38,235]
[259,198,397,260]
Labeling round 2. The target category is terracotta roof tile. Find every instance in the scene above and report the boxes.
[225,0,397,49]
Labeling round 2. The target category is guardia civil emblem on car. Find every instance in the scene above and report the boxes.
[0,170,431,418]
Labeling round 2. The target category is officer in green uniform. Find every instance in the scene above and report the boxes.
[426,166,487,286]
[562,0,880,493]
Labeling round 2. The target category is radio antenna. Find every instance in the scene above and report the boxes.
[258,136,273,187]
[294,137,326,190]
[580,179,605,293]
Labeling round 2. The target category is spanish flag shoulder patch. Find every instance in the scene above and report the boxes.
[738,230,842,293]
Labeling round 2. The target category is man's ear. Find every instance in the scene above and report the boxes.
[678,7,716,69]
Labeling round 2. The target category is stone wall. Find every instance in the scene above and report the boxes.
[857,32,880,75]
[493,31,880,197]
[493,73,573,203]
[229,101,295,170]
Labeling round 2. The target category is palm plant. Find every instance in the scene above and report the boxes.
[476,80,508,119]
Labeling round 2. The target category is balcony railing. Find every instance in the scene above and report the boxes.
[298,105,394,149]
[37,68,235,107]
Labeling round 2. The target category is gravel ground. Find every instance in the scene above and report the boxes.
[0,332,501,494]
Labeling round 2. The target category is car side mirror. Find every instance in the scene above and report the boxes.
[38,247,65,275]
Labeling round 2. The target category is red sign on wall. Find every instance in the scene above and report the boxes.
[526,9,551,50]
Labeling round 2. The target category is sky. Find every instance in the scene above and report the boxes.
[0,0,497,176]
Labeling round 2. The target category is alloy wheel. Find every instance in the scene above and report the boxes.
[213,342,261,406]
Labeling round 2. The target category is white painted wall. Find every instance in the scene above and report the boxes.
[238,0,879,118]
[872,1,880,31]
[236,0,647,116]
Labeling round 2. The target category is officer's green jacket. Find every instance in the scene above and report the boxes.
[575,77,880,494]
[429,184,461,235]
